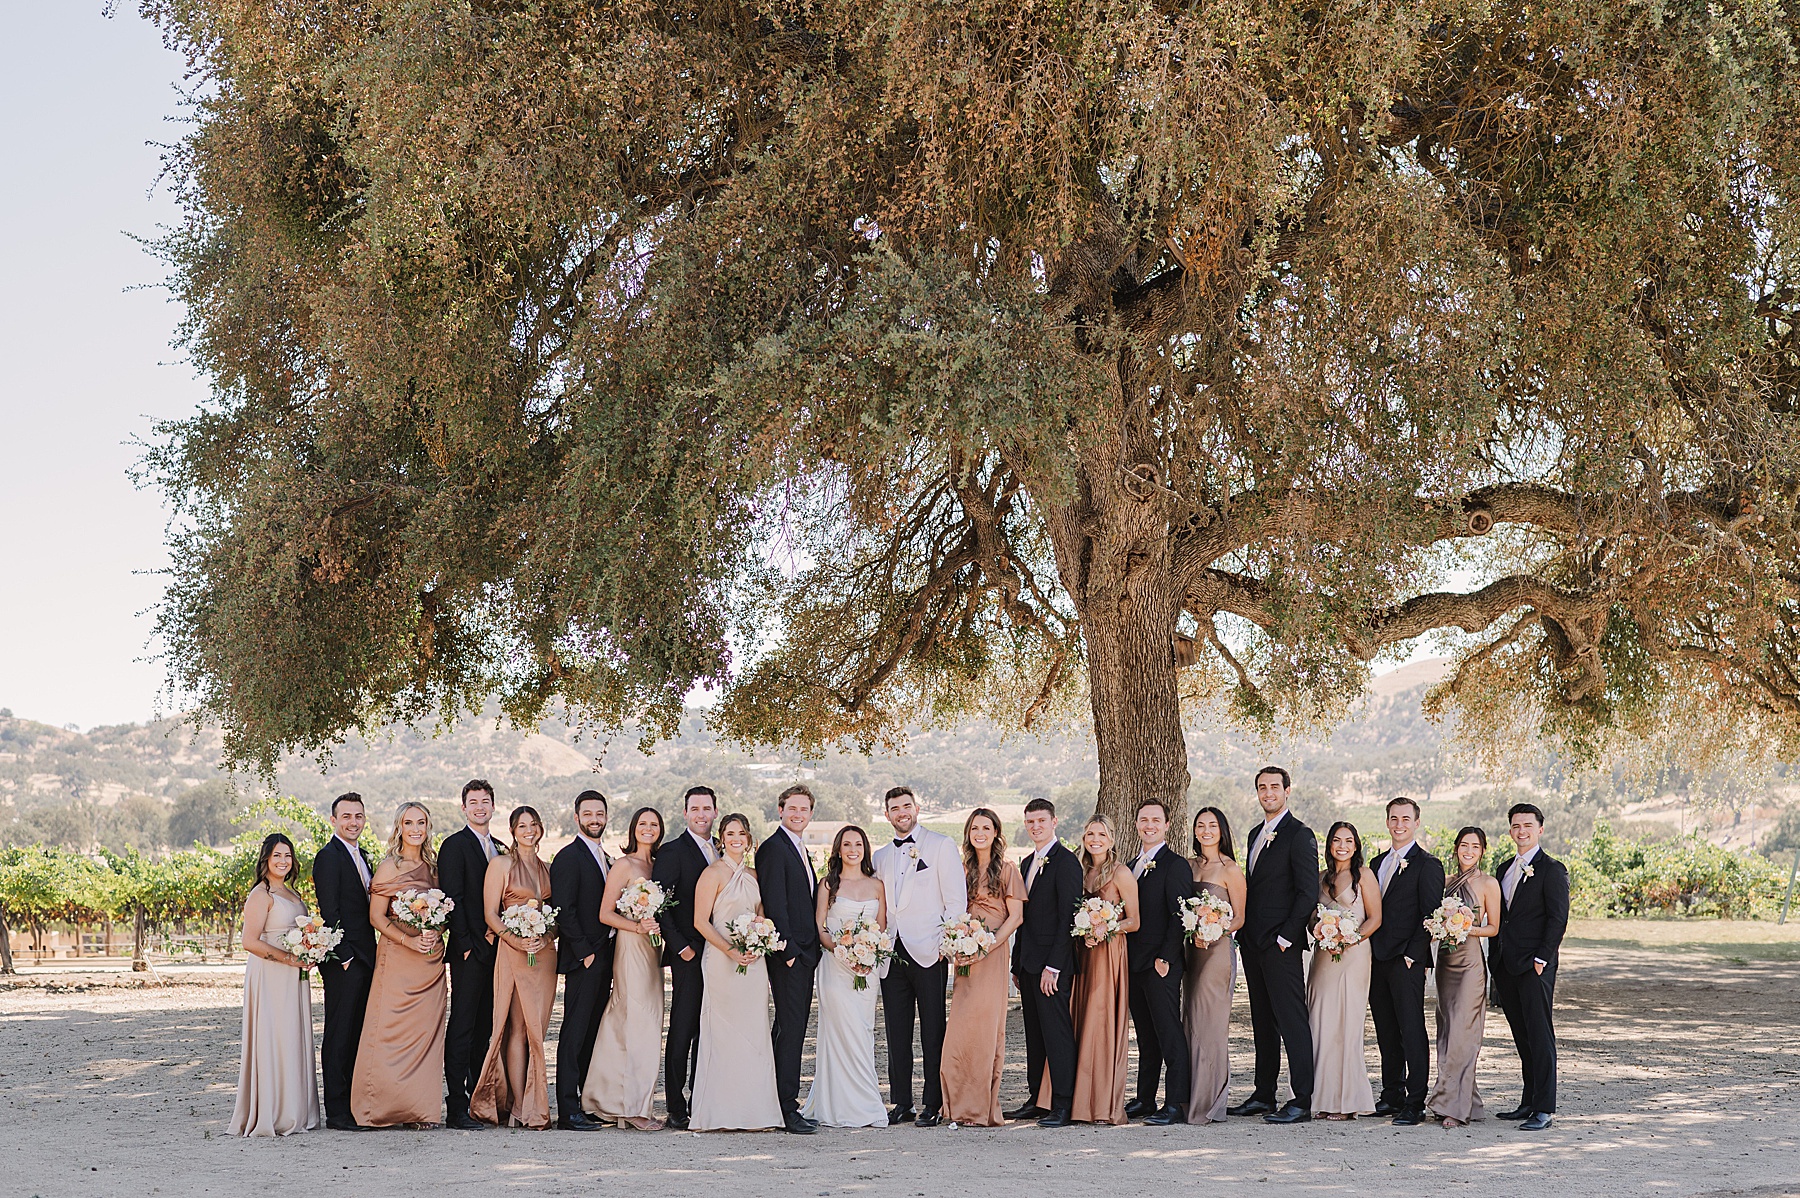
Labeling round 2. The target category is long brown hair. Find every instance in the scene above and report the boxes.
[962,808,1006,899]
[826,825,876,903]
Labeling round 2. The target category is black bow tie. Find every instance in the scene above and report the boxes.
[894,836,915,846]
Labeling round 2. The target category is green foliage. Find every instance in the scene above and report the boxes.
[1572,822,1790,919]
[169,779,243,848]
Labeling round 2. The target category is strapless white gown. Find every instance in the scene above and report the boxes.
[801,897,888,1128]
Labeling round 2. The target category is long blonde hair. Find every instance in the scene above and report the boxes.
[384,801,438,869]
[1078,813,1118,881]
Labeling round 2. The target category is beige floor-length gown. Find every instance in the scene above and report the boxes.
[939,861,1025,1126]
[1307,885,1377,1116]
[351,860,448,1127]
[690,860,783,1131]
[1427,870,1489,1122]
[1040,871,1127,1123]
[470,855,557,1128]
[229,886,322,1136]
[584,898,665,1122]
[1182,876,1235,1123]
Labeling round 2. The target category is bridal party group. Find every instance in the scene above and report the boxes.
[226,766,1571,1140]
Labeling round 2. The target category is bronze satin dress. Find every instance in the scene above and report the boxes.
[351,859,449,1127]
[228,886,322,1136]
[1182,875,1235,1123]
[1427,870,1489,1122]
[1040,868,1128,1123]
[939,860,1025,1126]
[584,867,665,1123]
[470,854,558,1128]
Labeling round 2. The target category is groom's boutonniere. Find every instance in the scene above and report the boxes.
[1397,857,1410,875]
[1521,864,1535,880]
[1264,827,1277,847]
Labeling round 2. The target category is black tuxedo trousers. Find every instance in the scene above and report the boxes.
[1369,954,1430,1109]
[320,957,372,1122]
[1017,967,1076,1110]
[664,952,703,1122]
[770,955,817,1115]
[555,950,614,1119]
[1495,960,1558,1113]
[1240,938,1313,1105]
[444,945,496,1118]
[881,945,949,1113]
[1129,965,1190,1109]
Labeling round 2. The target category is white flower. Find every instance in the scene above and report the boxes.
[1522,864,1535,880]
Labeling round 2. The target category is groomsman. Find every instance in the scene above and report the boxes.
[1230,766,1320,1125]
[438,779,505,1131]
[1367,796,1445,1126]
[874,785,966,1127]
[1494,802,1569,1132]
[313,792,375,1131]
[1124,797,1193,1126]
[757,784,823,1134]
[652,785,718,1130]
[550,790,614,1130]
[1007,797,1083,1128]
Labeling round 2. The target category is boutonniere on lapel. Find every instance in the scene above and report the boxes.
[1521,864,1535,880]
[1397,857,1409,875]
[1264,827,1277,847]
[1141,856,1158,875]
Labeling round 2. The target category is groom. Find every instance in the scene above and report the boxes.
[874,785,966,1127]
[1367,796,1444,1126]
[756,783,822,1134]
[1494,802,1569,1132]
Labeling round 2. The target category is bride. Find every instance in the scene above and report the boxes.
[802,824,890,1128]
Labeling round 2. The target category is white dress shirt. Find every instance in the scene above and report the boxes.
[578,832,610,879]
[1378,842,1408,892]
[1249,812,1284,874]
[1502,846,1539,908]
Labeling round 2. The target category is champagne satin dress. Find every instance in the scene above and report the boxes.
[1182,876,1235,1123]
[1041,869,1128,1123]
[690,861,784,1131]
[1306,886,1376,1116]
[1427,870,1489,1122]
[352,860,448,1127]
[470,854,557,1128]
[939,860,1025,1126]
[229,886,322,1136]
[584,868,666,1123]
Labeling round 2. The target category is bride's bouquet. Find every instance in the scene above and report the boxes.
[1070,897,1126,947]
[1310,903,1364,962]
[830,916,896,990]
[1424,895,1477,947]
[1180,891,1234,948]
[391,888,455,940]
[939,913,998,977]
[499,898,558,967]
[280,913,343,976]
[615,878,675,947]
[723,912,785,974]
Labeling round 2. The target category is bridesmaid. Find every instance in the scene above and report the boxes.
[690,813,784,1131]
[1184,806,1246,1124]
[1428,826,1501,1127]
[938,807,1025,1127]
[585,806,668,1131]
[470,805,557,1129]
[352,802,449,1128]
[1046,815,1138,1124]
[1307,820,1382,1119]
[229,833,322,1136]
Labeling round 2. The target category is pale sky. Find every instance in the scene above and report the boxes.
[0,6,196,729]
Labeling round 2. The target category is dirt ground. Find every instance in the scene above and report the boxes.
[3,920,1797,1198]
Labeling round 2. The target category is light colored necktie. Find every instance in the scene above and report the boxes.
[1249,824,1273,874]
[1379,849,1402,892]
[1503,857,1522,906]
[348,841,371,891]
[1132,849,1152,879]
[1026,850,1044,891]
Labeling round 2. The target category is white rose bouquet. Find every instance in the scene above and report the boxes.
[391,888,455,935]
[280,913,343,976]
[723,913,785,974]
[1070,897,1126,947]
[1179,891,1234,948]
[499,898,558,966]
[1310,902,1365,962]
[1424,895,1477,947]
[830,915,896,990]
[615,877,675,947]
[939,913,998,977]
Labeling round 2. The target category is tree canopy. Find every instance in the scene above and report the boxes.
[144,0,1800,830]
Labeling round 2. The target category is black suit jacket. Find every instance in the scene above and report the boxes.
[1014,842,1083,978]
[652,832,712,965]
[438,827,507,962]
[312,836,376,969]
[1126,843,1194,974]
[550,838,611,975]
[1495,851,1570,976]
[1367,842,1445,964]
[754,830,821,968]
[1241,811,1320,951]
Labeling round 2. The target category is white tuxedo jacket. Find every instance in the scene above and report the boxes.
[873,826,969,967]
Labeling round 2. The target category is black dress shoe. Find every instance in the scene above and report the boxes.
[1227,1098,1277,1117]
[915,1111,943,1128]
[325,1117,364,1132]
[1495,1105,1532,1122]
[784,1113,818,1135]
[1124,1097,1154,1118]
[889,1106,917,1124]
[1391,1108,1425,1126]
[1144,1105,1184,1126]
[665,1113,689,1131]
[1519,1112,1553,1131]
[558,1111,605,1131]
[1263,1102,1312,1124]
[1036,1107,1072,1128]
[1373,1099,1399,1117]
[1004,1102,1047,1121]
[447,1111,487,1131]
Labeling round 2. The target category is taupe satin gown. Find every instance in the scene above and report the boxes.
[229,886,322,1136]
[352,860,448,1127]
[1041,870,1128,1123]
[939,861,1025,1126]
[1182,874,1235,1123]
[470,855,557,1128]
[690,861,784,1130]
[584,868,665,1122]
[1307,885,1376,1116]
[1427,871,1489,1122]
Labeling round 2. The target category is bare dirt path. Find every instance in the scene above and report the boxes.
[3,925,1797,1198]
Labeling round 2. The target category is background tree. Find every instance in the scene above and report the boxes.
[144,0,1800,841]
[167,779,241,848]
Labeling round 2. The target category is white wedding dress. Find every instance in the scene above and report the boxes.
[801,897,889,1128]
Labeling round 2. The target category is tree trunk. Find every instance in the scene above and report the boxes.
[132,904,148,972]
[0,910,14,975]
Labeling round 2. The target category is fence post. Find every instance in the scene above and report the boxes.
[1781,846,1800,926]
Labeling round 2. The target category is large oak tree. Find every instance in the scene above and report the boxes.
[144,0,1800,832]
